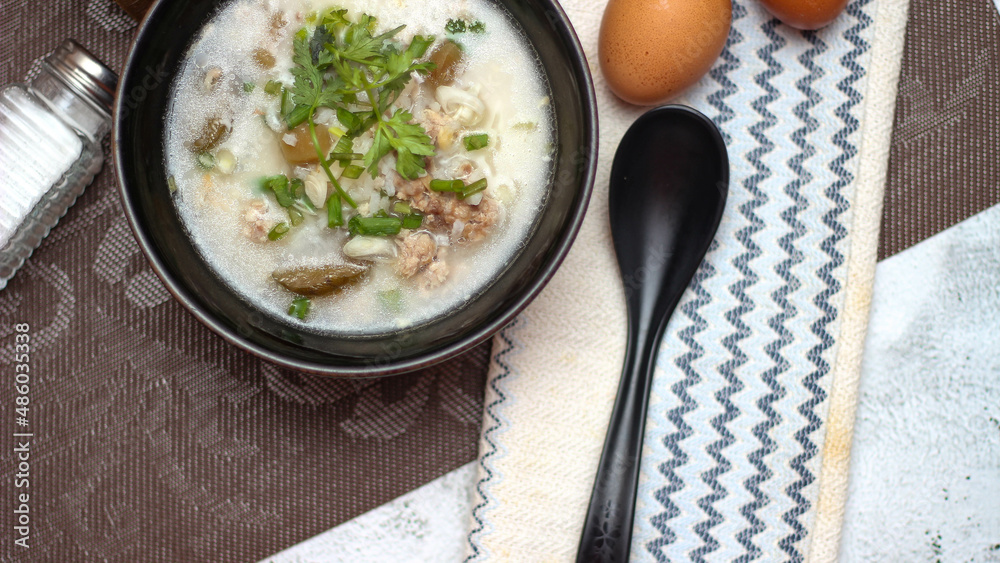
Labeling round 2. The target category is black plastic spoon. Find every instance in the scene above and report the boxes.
[577,105,729,562]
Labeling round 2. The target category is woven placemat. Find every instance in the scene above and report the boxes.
[880,0,1000,259]
[0,2,488,561]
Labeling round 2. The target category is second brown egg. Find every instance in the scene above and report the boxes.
[599,0,732,106]
[758,0,849,30]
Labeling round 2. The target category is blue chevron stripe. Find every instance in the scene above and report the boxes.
[737,29,827,562]
[647,245,720,556]
[705,1,745,144]
[779,1,872,559]
[687,13,784,562]
[465,318,523,562]
[645,3,747,558]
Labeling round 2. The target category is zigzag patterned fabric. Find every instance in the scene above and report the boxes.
[633,3,877,561]
[466,0,903,560]
[632,2,875,560]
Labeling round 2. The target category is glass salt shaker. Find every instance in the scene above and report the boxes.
[0,39,116,290]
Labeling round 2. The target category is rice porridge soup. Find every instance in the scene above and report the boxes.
[165,0,554,334]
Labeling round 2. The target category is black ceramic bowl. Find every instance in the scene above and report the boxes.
[114,0,597,376]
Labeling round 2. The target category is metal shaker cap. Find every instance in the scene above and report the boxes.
[45,39,117,116]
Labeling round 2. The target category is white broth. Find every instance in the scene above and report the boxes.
[164,0,553,334]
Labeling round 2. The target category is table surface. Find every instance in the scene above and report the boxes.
[1,0,998,561]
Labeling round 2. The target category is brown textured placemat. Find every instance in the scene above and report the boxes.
[880,0,1000,260]
[0,2,489,561]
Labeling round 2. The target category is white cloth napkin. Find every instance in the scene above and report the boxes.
[841,203,1000,561]
[464,0,911,561]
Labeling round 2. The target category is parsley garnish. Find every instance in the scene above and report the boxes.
[283,9,438,208]
[446,18,486,34]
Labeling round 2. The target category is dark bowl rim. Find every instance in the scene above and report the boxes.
[113,0,599,377]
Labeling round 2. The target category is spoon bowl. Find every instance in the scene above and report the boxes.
[578,105,728,561]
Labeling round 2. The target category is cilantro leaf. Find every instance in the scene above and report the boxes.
[364,127,393,176]
[309,26,336,66]
[385,35,435,80]
[284,11,439,188]
[338,18,403,65]
[384,110,435,157]
[289,31,342,111]
[380,109,434,180]
[394,150,426,180]
[320,8,351,31]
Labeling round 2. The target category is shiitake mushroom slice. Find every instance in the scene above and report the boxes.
[271,263,370,297]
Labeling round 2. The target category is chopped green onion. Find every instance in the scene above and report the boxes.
[288,297,310,320]
[167,175,178,194]
[265,175,294,207]
[215,149,237,174]
[348,216,402,237]
[298,197,317,214]
[393,201,412,215]
[196,152,215,170]
[288,206,304,226]
[463,133,489,151]
[264,80,282,95]
[285,104,312,129]
[429,179,464,192]
[328,152,364,161]
[327,194,343,228]
[459,178,488,199]
[378,289,403,312]
[342,165,364,180]
[252,176,271,195]
[336,107,361,132]
[333,136,354,153]
[280,88,295,116]
[333,137,354,165]
[289,178,305,200]
[402,213,424,230]
[243,81,256,93]
[292,179,317,213]
[268,222,290,241]
[470,20,486,33]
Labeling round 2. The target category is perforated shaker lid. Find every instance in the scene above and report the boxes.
[45,39,117,116]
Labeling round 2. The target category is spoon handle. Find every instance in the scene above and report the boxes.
[576,321,659,563]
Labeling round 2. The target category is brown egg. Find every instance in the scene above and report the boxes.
[599,0,732,106]
[758,0,848,30]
